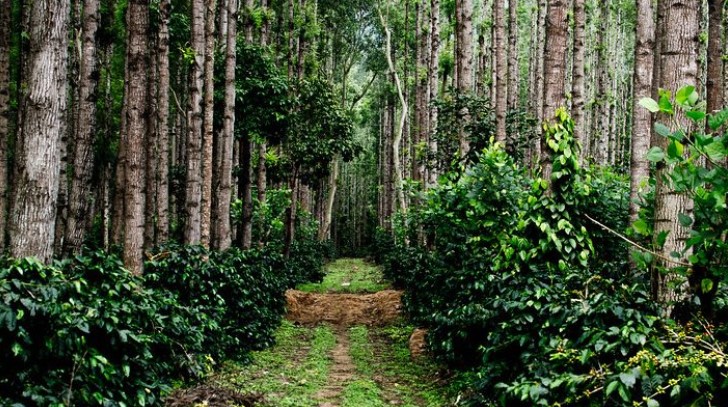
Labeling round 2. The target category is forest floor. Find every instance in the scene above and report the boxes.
[168,259,457,407]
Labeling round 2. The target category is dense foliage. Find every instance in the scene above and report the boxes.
[379,110,728,406]
[0,242,327,406]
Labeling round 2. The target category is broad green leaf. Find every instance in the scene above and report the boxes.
[708,109,728,130]
[639,97,660,113]
[685,110,706,122]
[647,399,660,407]
[678,213,692,227]
[659,94,674,114]
[705,141,727,162]
[702,278,714,294]
[667,141,685,159]
[605,381,620,396]
[654,122,671,137]
[676,85,696,105]
[633,219,650,236]
[647,147,665,162]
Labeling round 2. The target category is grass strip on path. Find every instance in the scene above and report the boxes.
[297,258,390,294]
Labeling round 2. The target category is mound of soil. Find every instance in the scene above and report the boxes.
[285,289,402,326]
[165,385,265,407]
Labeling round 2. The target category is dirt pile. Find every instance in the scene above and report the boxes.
[285,289,402,326]
[165,385,264,407]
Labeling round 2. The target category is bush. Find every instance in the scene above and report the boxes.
[0,240,318,406]
[382,110,728,406]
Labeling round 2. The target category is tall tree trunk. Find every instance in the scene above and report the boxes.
[428,0,440,187]
[185,0,205,245]
[630,0,655,225]
[571,0,586,158]
[507,0,518,112]
[319,156,339,240]
[156,0,171,243]
[652,0,699,311]
[215,0,236,250]
[200,0,216,248]
[379,6,407,215]
[245,0,254,42]
[540,0,568,181]
[455,0,474,158]
[494,0,507,143]
[122,0,150,275]
[9,0,70,262]
[0,0,10,249]
[706,0,723,117]
[261,0,270,45]
[593,1,610,164]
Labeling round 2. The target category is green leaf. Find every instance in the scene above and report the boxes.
[619,370,638,388]
[676,85,696,105]
[647,147,665,162]
[678,213,692,227]
[667,141,684,159]
[633,219,650,236]
[654,122,672,137]
[639,98,660,113]
[659,94,674,114]
[647,399,660,407]
[702,278,714,294]
[704,141,727,162]
[605,381,620,396]
[708,109,728,130]
[685,110,706,122]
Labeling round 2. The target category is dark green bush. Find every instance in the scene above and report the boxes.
[383,109,728,406]
[0,240,316,406]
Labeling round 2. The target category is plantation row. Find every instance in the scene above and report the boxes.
[0,239,330,406]
[377,108,728,406]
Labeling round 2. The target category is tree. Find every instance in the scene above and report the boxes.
[185,0,206,245]
[0,0,9,249]
[201,0,216,247]
[155,0,171,243]
[706,0,723,117]
[652,0,700,309]
[540,0,568,181]
[570,0,586,157]
[494,0,507,143]
[428,0,440,187]
[215,0,237,250]
[630,0,654,224]
[507,0,519,112]
[455,0,474,158]
[121,0,150,274]
[65,0,101,254]
[9,0,70,262]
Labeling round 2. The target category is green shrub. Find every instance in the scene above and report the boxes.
[382,109,728,406]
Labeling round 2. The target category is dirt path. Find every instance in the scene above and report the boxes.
[167,258,453,407]
[316,328,356,406]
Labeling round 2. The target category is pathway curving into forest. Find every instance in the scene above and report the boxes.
[169,258,452,407]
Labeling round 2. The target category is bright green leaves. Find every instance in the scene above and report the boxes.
[647,147,665,162]
[639,97,660,113]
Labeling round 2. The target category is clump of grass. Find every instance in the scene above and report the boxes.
[341,379,389,407]
[212,321,336,407]
[297,258,390,294]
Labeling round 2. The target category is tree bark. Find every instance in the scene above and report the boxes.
[185,0,205,245]
[200,0,216,248]
[652,0,699,311]
[455,0,473,158]
[9,0,70,262]
[570,0,586,158]
[156,0,171,243]
[630,0,654,224]
[706,0,723,117]
[507,0,518,112]
[121,0,150,275]
[540,0,568,181]
[494,0,507,143]
[214,0,236,250]
[0,0,10,249]
[428,0,440,187]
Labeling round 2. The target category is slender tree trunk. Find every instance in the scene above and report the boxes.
[540,0,568,181]
[379,7,407,214]
[630,0,655,225]
[185,0,205,245]
[245,0,254,42]
[571,0,586,157]
[507,0,518,112]
[319,156,339,240]
[200,0,216,248]
[706,0,723,117]
[652,0,699,311]
[65,0,100,254]
[261,0,270,45]
[156,0,171,243]
[494,0,507,143]
[214,0,236,250]
[121,0,150,275]
[428,0,440,187]
[456,0,474,158]
[145,33,159,248]
[9,0,70,262]
[0,0,10,249]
